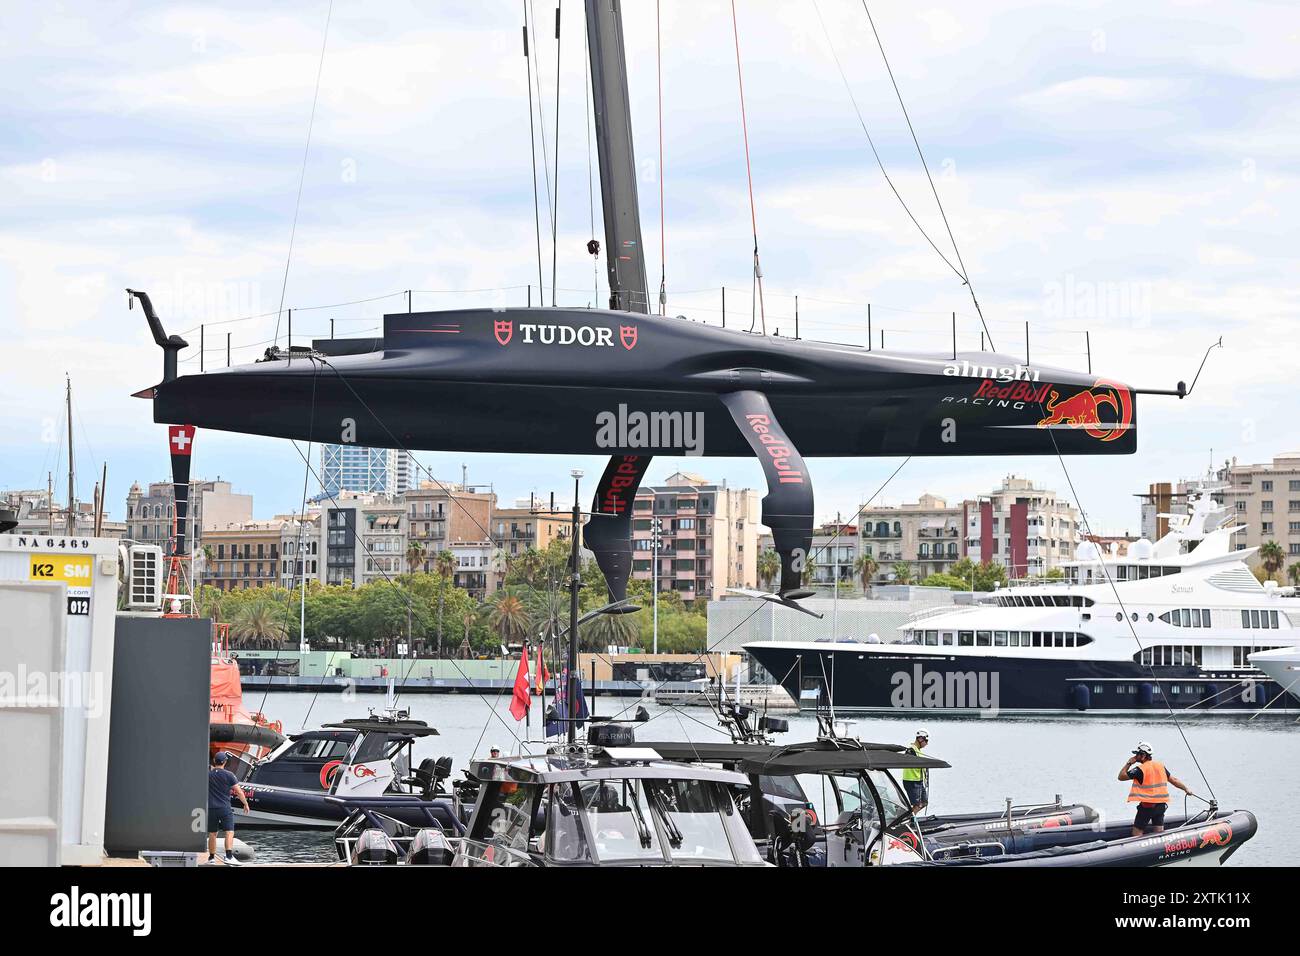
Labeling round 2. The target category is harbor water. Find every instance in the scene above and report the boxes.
[250,690,1299,865]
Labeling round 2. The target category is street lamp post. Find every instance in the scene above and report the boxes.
[651,517,663,654]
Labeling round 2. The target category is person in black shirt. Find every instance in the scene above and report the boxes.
[207,751,251,864]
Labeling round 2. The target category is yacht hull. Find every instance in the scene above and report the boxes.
[746,643,1298,715]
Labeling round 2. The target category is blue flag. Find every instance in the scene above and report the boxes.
[545,668,590,737]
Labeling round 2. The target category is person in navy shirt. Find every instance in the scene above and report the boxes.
[207,751,251,864]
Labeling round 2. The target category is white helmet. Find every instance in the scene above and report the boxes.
[916,728,931,740]
[1133,741,1153,756]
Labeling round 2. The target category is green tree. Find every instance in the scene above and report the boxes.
[757,549,781,591]
[854,553,878,594]
[486,590,530,643]
[919,572,968,590]
[405,540,427,574]
[229,599,289,649]
[891,561,913,585]
[1258,541,1285,580]
[1288,562,1300,587]
[434,549,457,657]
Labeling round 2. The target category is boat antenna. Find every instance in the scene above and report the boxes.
[65,375,75,535]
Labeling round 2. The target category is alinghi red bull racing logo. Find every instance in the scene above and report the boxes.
[1036,378,1133,442]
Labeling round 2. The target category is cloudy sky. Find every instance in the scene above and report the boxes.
[3,1,1297,534]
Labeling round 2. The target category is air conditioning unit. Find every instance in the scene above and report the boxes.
[123,544,164,610]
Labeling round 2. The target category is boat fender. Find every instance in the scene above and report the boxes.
[230,838,255,862]
[351,828,399,866]
[1138,683,1155,707]
[1072,684,1090,712]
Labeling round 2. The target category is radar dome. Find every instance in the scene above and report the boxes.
[1076,541,1101,562]
[1130,538,1154,560]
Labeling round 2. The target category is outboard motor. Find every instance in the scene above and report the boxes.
[350,828,399,866]
[403,828,454,866]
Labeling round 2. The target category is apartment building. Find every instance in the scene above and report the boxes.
[202,515,318,590]
[2,488,126,539]
[321,493,406,586]
[759,522,859,589]
[491,506,570,559]
[125,479,252,550]
[858,494,964,583]
[963,475,1079,578]
[1217,452,1300,559]
[629,472,759,603]
[404,481,495,571]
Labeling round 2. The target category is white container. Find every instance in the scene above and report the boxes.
[0,533,119,865]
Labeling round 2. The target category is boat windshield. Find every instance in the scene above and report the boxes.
[547,779,664,864]
[546,777,761,865]
[645,779,763,865]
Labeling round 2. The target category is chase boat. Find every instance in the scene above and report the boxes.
[234,714,449,829]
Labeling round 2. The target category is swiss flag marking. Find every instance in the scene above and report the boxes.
[169,425,195,456]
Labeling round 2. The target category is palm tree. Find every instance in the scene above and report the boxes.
[756,549,780,591]
[434,549,456,657]
[891,561,913,585]
[487,592,530,643]
[854,553,878,594]
[230,600,288,648]
[1287,561,1300,588]
[1258,541,1285,580]
[405,540,427,574]
[584,607,637,651]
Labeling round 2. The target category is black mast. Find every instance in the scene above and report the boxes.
[584,0,649,314]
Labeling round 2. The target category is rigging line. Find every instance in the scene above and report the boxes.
[606,448,915,723]
[860,1,996,352]
[810,1,964,283]
[808,456,912,569]
[656,0,667,316]
[551,1,562,307]
[1041,427,1216,802]
[316,359,604,699]
[527,0,556,239]
[257,360,321,718]
[583,18,598,301]
[524,4,546,299]
[280,431,523,745]
[729,0,766,335]
[272,0,334,349]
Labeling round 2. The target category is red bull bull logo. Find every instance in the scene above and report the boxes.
[1036,378,1132,442]
[1198,821,1233,849]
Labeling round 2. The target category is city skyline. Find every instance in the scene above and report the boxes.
[4,2,1298,538]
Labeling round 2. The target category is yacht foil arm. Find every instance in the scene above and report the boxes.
[720,390,815,603]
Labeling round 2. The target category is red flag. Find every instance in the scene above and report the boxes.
[509,645,531,721]
[535,644,550,695]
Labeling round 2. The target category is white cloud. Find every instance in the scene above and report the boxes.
[1,0,1297,531]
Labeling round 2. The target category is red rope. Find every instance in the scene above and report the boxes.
[730,0,765,333]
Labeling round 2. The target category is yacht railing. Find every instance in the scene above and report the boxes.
[907,603,982,624]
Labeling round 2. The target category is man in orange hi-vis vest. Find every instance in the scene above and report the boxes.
[1118,741,1196,837]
